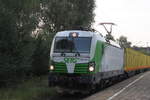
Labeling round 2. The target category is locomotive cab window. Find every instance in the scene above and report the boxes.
[54,37,92,53]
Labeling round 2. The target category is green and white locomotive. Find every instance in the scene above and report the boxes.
[49,29,124,93]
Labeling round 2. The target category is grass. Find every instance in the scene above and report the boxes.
[0,76,56,100]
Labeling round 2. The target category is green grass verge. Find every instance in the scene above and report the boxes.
[0,76,56,100]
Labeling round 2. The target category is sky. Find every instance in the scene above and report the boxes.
[94,0,150,47]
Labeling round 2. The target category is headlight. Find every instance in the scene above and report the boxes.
[89,66,94,72]
[49,65,54,71]
[88,62,95,72]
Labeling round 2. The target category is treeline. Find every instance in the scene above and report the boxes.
[0,0,95,86]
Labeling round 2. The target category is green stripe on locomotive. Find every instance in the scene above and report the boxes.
[91,40,104,73]
[52,63,89,74]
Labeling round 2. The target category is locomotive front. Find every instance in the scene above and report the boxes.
[48,30,99,91]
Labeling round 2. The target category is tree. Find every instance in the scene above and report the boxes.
[117,36,132,48]
[0,0,40,85]
[31,31,55,76]
[40,0,95,32]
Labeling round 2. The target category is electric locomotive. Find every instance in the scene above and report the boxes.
[48,28,124,93]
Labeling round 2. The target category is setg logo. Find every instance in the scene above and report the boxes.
[64,58,79,63]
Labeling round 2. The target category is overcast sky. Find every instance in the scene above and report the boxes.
[94,0,150,47]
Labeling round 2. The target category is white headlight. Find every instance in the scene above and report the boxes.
[72,32,77,37]
[89,66,94,72]
[50,65,54,71]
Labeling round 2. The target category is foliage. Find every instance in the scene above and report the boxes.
[41,0,95,32]
[117,36,132,48]
[0,0,40,86]
[0,76,56,100]
[31,31,55,76]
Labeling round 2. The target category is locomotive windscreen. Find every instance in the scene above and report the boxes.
[54,37,91,53]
